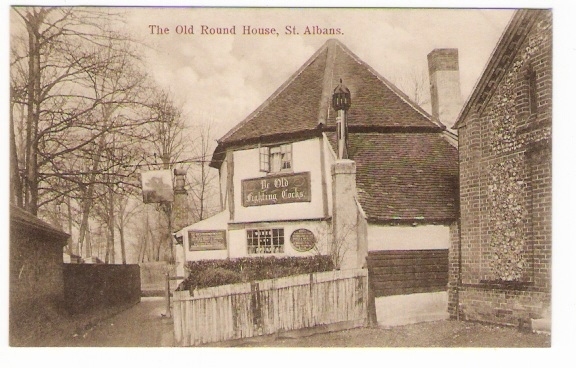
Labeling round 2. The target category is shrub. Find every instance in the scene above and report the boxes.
[177,255,334,291]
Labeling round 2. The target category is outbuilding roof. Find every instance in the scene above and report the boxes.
[328,132,459,223]
[10,204,70,240]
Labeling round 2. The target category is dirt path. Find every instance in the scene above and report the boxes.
[59,297,174,347]
[42,297,549,348]
[216,320,551,348]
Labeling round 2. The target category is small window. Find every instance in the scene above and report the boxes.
[259,146,270,173]
[259,144,292,173]
[247,228,284,254]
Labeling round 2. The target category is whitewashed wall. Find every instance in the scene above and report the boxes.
[228,220,330,259]
[367,224,450,251]
[231,138,326,222]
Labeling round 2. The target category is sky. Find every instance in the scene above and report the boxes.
[121,7,515,140]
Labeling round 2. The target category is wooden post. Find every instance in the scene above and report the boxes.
[366,257,378,327]
[165,271,171,318]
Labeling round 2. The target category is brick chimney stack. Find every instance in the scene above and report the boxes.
[427,49,463,133]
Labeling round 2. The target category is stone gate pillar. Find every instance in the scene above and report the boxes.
[331,159,362,270]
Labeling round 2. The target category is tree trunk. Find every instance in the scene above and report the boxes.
[10,93,24,207]
[77,132,108,255]
[109,185,115,264]
[24,12,43,215]
[67,196,74,255]
[119,224,127,264]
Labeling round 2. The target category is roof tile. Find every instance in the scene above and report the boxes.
[218,39,439,146]
[328,132,459,222]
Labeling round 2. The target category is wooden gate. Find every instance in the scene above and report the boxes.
[366,249,449,297]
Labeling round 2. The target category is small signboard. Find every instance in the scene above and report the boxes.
[141,169,174,203]
[290,228,316,252]
[241,172,311,207]
[188,230,227,251]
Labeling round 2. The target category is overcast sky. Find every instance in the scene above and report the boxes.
[121,7,514,139]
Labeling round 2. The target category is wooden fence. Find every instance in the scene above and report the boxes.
[367,249,449,297]
[172,268,368,346]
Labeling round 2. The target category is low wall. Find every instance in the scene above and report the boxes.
[367,249,449,327]
[375,292,449,327]
[367,249,449,296]
[140,261,177,296]
[63,264,141,314]
[456,285,550,327]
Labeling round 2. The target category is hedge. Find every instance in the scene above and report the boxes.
[177,255,334,291]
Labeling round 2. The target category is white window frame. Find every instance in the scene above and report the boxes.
[259,143,292,173]
[247,228,284,254]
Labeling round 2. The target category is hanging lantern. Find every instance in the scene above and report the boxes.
[332,79,351,111]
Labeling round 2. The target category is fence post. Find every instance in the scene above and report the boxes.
[365,259,378,327]
[173,291,182,345]
[165,271,171,318]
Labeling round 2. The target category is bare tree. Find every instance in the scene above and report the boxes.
[11,7,162,261]
[140,90,187,262]
[10,7,128,214]
[189,124,218,221]
[388,66,431,113]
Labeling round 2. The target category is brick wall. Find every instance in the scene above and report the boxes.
[454,10,552,326]
[448,221,460,317]
[10,223,67,314]
[63,263,141,314]
[9,207,69,346]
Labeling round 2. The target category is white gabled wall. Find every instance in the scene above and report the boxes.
[367,224,450,250]
[232,137,326,223]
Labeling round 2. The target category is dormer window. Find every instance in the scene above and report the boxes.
[259,143,292,173]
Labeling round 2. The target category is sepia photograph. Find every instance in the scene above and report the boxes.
[5,1,569,363]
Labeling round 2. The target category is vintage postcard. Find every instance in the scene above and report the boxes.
[7,3,564,364]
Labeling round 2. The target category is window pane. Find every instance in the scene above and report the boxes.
[260,146,270,172]
[246,228,284,254]
[271,151,282,172]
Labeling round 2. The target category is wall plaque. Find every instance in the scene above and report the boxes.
[290,228,316,252]
[241,172,311,207]
[188,230,227,251]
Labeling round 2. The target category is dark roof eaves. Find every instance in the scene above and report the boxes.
[210,128,323,168]
[10,205,70,241]
[367,217,457,225]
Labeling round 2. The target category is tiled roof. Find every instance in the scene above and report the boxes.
[210,39,458,223]
[328,132,459,223]
[212,39,442,167]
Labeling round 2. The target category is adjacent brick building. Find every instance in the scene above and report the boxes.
[452,9,552,326]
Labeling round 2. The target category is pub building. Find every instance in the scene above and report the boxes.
[174,39,459,297]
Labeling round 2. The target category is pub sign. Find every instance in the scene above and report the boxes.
[241,172,311,207]
[188,230,227,251]
[141,169,174,203]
